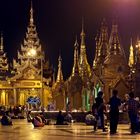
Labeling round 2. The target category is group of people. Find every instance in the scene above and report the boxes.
[1,91,140,135]
[30,111,73,127]
[0,105,26,126]
[0,105,26,119]
[91,90,140,135]
[0,106,73,127]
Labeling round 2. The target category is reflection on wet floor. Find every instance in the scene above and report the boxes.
[0,119,139,140]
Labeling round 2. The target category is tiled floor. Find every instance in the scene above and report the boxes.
[0,120,140,140]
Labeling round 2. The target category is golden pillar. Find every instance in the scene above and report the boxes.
[13,88,17,105]
[19,92,25,105]
[1,90,6,105]
[5,92,8,105]
[43,88,52,107]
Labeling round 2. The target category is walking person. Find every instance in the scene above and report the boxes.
[109,90,121,134]
[95,91,107,132]
[126,92,139,134]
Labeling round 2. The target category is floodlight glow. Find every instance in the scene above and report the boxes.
[30,48,36,56]
[27,48,37,56]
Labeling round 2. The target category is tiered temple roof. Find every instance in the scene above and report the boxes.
[14,1,42,68]
[12,1,44,80]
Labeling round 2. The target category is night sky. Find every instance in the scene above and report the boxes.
[0,0,140,79]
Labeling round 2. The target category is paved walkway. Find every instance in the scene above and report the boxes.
[0,120,140,140]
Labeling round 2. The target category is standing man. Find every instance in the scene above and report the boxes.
[126,92,139,134]
[95,91,106,132]
[109,90,121,134]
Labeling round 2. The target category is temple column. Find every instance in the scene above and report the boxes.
[40,87,43,106]
[82,88,85,111]
[5,91,9,105]
[90,90,94,110]
[86,90,90,111]
[13,88,17,105]
[63,92,66,110]
[1,90,6,105]
[0,91,1,104]
[19,92,25,105]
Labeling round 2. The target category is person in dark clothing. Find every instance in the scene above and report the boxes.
[1,111,12,125]
[109,90,121,134]
[56,111,64,125]
[95,91,107,132]
[126,92,139,134]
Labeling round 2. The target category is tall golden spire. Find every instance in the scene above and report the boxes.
[128,38,134,68]
[17,0,42,64]
[109,20,122,55]
[72,36,79,76]
[79,18,91,79]
[14,0,43,74]
[56,54,64,83]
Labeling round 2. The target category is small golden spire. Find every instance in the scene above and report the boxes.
[0,33,8,72]
[0,33,3,51]
[72,36,79,76]
[128,38,134,67]
[56,54,63,83]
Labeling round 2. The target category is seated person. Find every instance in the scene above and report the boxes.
[39,113,50,125]
[32,114,44,127]
[27,111,33,122]
[1,111,12,125]
[56,111,65,125]
[18,111,25,119]
[65,113,73,123]
[85,111,97,131]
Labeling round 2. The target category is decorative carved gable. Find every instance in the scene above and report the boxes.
[22,68,37,79]
[10,65,40,80]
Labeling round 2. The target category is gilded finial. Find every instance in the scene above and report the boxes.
[130,38,133,46]
[80,17,85,46]
[30,0,34,25]
[82,17,84,34]
[101,18,106,26]
[74,35,79,47]
[58,53,62,62]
